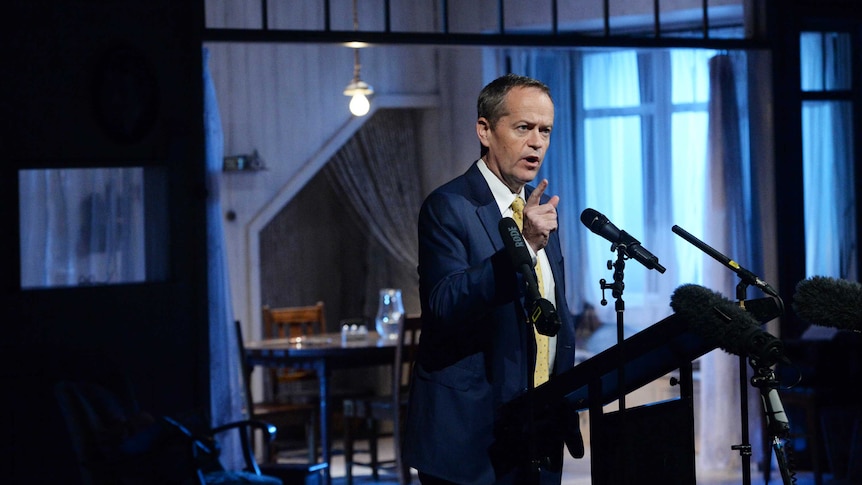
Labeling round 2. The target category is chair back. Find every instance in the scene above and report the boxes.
[393,315,421,397]
[262,302,325,339]
[392,314,421,484]
[340,314,421,485]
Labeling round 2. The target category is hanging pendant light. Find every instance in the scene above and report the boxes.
[344,0,373,116]
[344,48,373,116]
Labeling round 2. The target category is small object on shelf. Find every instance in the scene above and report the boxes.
[223,149,266,171]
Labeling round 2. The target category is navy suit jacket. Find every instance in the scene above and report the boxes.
[403,163,582,484]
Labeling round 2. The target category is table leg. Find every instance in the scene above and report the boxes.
[317,360,331,485]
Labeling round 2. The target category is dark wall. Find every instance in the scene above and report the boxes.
[0,1,208,483]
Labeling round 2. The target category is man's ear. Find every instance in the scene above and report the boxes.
[476,117,491,147]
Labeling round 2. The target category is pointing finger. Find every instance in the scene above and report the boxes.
[527,179,548,207]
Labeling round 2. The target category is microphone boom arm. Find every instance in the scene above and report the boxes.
[672,225,782,304]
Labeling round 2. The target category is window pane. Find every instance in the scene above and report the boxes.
[802,101,857,278]
[583,115,645,296]
[800,31,852,92]
[575,47,742,334]
[19,167,168,288]
[583,51,640,109]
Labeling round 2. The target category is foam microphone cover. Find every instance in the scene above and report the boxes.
[793,276,862,332]
[670,283,786,365]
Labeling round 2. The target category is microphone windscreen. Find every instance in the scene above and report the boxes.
[793,276,862,331]
[671,284,784,365]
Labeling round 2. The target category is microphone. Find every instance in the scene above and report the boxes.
[498,217,561,337]
[672,224,779,298]
[793,276,862,332]
[580,208,666,273]
[670,284,787,367]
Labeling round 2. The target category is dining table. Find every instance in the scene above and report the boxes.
[244,331,399,485]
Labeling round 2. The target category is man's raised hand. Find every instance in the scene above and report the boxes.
[523,179,559,252]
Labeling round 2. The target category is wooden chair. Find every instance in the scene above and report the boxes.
[235,319,320,466]
[342,315,421,485]
[263,302,326,340]
[262,303,326,402]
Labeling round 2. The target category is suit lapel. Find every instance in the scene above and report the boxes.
[464,164,506,252]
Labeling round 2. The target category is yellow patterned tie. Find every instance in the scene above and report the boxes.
[510,197,550,387]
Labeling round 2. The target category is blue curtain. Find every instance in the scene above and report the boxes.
[799,33,856,280]
[802,99,855,278]
[698,52,765,471]
[203,47,245,467]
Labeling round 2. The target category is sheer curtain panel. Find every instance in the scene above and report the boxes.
[324,109,423,315]
[204,46,245,469]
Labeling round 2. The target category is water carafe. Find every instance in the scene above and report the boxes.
[375,288,404,340]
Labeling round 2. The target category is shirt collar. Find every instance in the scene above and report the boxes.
[476,159,525,216]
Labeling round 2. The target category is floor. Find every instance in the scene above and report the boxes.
[279,436,829,485]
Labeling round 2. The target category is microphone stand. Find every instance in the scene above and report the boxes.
[598,244,628,480]
[600,246,628,412]
[732,281,754,485]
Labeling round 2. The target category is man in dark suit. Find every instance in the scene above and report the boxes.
[403,73,583,485]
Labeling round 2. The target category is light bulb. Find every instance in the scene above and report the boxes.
[349,93,370,116]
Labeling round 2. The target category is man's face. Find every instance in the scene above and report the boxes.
[477,86,554,193]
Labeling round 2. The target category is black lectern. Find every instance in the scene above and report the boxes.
[493,313,719,484]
